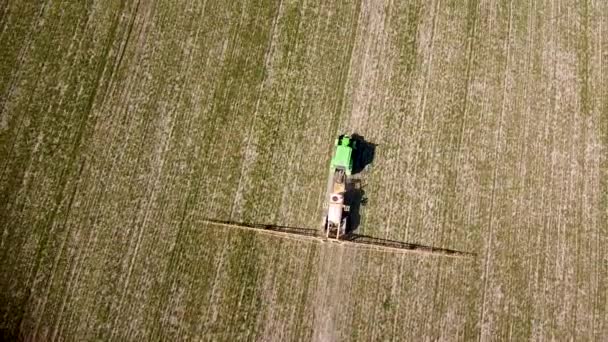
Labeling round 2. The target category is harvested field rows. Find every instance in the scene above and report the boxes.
[0,0,606,341]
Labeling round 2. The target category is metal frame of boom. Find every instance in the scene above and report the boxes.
[201,218,473,258]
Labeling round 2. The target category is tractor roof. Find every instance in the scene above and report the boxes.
[332,143,352,168]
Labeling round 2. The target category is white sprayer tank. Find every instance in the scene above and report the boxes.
[327,193,344,226]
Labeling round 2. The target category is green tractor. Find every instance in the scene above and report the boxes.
[330,134,356,176]
[323,134,356,238]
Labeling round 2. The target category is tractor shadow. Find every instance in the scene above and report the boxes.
[202,218,319,236]
[341,233,474,257]
[344,178,366,234]
[351,133,377,175]
[344,133,376,234]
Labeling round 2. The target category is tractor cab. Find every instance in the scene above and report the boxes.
[331,134,356,176]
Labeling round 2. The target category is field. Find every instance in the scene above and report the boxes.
[0,0,606,340]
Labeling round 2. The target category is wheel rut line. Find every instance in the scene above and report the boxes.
[0,3,90,208]
[394,1,422,245]
[381,2,424,335]
[199,8,252,325]
[203,146,248,326]
[430,1,481,327]
[332,0,362,134]
[205,1,248,216]
[457,0,480,162]
[151,2,214,329]
[223,20,298,335]
[204,3,282,330]
[4,0,93,253]
[106,115,158,337]
[593,2,607,337]
[536,7,559,334]
[69,19,147,334]
[414,0,440,134]
[0,1,11,33]
[104,8,166,332]
[126,7,208,338]
[231,0,284,220]
[15,3,127,323]
[350,2,400,338]
[31,159,86,338]
[478,0,513,339]
[120,15,211,333]
[148,188,193,340]
[104,0,142,102]
[0,58,48,234]
[311,3,366,340]
[241,28,306,335]
[56,116,126,336]
[407,0,440,246]
[49,191,98,341]
[0,0,48,121]
[571,2,591,337]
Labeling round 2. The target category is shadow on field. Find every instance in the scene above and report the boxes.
[202,218,318,237]
[0,327,19,342]
[341,233,474,257]
[344,178,366,234]
[351,133,377,175]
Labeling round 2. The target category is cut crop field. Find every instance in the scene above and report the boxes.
[0,0,606,341]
